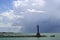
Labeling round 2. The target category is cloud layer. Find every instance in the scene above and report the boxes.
[0,0,60,33]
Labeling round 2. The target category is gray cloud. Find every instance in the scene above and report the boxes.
[0,0,60,33]
[20,0,60,33]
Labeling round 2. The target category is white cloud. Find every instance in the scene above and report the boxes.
[27,9,45,13]
[54,0,60,3]
[0,21,21,28]
[1,10,24,20]
[9,26,22,32]
[13,0,45,8]
[0,22,22,32]
[32,0,45,7]
[0,9,24,32]
[0,16,3,21]
[0,0,46,32]
[0,23,12,27]
[13,0,28,8]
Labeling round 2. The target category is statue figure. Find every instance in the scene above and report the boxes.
[36,25,40,37]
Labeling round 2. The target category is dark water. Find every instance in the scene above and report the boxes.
[0,33,60,40]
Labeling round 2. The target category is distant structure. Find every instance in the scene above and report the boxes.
[36,25,40,37]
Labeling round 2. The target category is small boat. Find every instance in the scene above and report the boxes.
[50,35,55,37]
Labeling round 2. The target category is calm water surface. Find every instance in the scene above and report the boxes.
[0,33,60,40]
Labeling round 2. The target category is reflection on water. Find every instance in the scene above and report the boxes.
[0,37,59,40]
[36,37,40,40]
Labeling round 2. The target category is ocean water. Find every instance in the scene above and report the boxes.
[0,33,60,40]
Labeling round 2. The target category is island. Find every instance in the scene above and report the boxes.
[0,25,55,37]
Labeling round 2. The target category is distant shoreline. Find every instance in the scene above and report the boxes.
[0,35,47,37]
[0,32,55,37]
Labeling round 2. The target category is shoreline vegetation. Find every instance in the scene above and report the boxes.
[0,32,55,37]
[0,32,47,37]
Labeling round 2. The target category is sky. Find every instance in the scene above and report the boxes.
[0,0,60,33]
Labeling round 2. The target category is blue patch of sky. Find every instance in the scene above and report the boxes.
[0,0,13,13]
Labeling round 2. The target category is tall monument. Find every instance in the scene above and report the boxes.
[36,25,40,37]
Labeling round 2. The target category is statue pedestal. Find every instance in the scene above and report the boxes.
[36,33,41,37]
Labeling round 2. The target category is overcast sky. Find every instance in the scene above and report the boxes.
[0,0,60,33]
